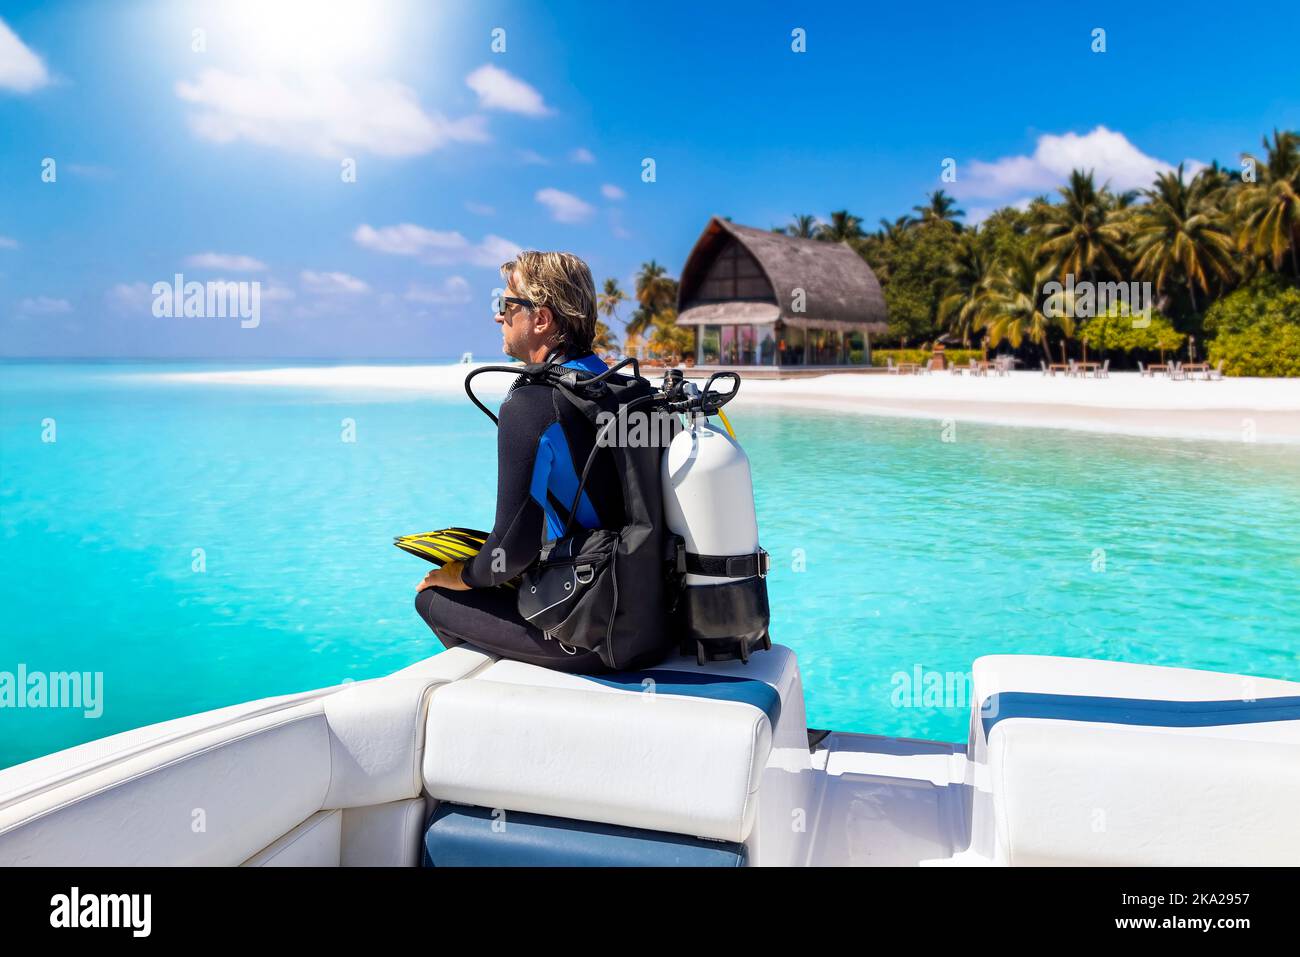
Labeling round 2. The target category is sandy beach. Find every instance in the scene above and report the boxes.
[736,371,1300,444]
[151,365,1300,445]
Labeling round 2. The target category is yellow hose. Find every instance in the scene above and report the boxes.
[717,408,736,438]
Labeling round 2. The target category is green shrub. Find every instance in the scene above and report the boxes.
[1078,307,1184,354]
[1205,277,1300,376]
[870,348,982,367]
[1209,325,1300,377]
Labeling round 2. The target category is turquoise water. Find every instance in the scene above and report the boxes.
[2,361,1299,768]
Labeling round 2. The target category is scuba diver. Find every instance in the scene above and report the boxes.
[413,249,770,673]
[414,251,620,673]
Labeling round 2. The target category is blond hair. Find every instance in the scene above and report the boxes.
[501,251,598,354]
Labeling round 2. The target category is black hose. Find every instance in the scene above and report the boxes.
[463,364,532,425]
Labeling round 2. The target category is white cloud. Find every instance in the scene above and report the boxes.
[517,149,548,165]
[965,197,1034,227]
[0,235,18,249]
[464,201,495,216]
[953,126,1206,201]
[535,188,594,224]
[353,223,520,268]
[600,183,625,201]
[570,147,596,164]
[300,269,369,294]
[176,69,489,158]
[465,64,550,117]
[405,276,473,305]
[185,252,267,272]
[105,282,152,314]
[18,295,72,316]
[608,208,631,239]
[0,19,50,93]
[260,282,296,302]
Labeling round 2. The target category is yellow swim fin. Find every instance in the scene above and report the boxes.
[394,527,489,566]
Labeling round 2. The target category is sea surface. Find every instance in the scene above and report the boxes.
[2,360,1299,768]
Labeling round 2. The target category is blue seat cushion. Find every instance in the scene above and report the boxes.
[982,691,1300,738]
[580,669,781,726]
[423,804,747,867]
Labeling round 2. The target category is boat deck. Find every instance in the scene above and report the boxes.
[803,731,972,866]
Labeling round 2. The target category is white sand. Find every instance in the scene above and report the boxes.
[736,371,1300,444]
[148,365,1300,445]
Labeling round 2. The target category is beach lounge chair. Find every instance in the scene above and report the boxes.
[1170,362,1186,380]
[886,357,898,374]
[1207,359,1225,380]
[1098,359,1110,379]
[1040,360,1049,376]
[1138,361,1149,377]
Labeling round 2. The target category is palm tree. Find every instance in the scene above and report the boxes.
[1039,169,1128,283]
[594,279,628,353]
[816,210,865,245]
[876,215,913,242]
[598,278,627,322]
[912,190,965,228]
[591,320,616,353]
[1236,129,1300,276]
[978,247,1069,361]
[647,309,692,363]
[783,214,819,239]
[1106,189,1140,212]
[938,230,996,345]
[1131,165,1237,314]
[629,260,678,338]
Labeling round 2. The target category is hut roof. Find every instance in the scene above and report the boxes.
[677,217,887,331]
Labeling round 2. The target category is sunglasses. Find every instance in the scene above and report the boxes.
[498,295,536,314]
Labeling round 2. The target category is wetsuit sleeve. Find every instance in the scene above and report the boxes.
[460,387,552,588]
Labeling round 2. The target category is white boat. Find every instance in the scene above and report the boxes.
[2,644,1298,866]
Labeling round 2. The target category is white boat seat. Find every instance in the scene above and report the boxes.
[968,655,1300,866]
[421,644,807,850]
[0,647,490,866]
[243,809,343,867]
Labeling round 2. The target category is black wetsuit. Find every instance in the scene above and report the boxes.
[415,352,622,672]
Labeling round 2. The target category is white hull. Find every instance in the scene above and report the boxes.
[2,645,1297,867]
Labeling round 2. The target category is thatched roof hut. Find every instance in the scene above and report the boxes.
[676,217,888,334]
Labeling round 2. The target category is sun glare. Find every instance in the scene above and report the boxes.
[214,0,396,71]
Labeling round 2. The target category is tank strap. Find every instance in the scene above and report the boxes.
[684,548,769,579]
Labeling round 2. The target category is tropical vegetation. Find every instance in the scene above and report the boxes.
[788,128,1300,374]
[599,128,1299,375]
[1205,275,1300,377]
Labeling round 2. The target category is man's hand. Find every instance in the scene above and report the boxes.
[416,560,470,593]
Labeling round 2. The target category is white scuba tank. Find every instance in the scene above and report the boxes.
[661,411,771,664]
[662,417,759,585]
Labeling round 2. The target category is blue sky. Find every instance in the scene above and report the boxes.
[2,0,1297,358]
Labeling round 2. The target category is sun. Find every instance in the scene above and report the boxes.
[213,0,397,72]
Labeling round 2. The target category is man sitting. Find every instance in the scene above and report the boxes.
[414,251,620,673]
